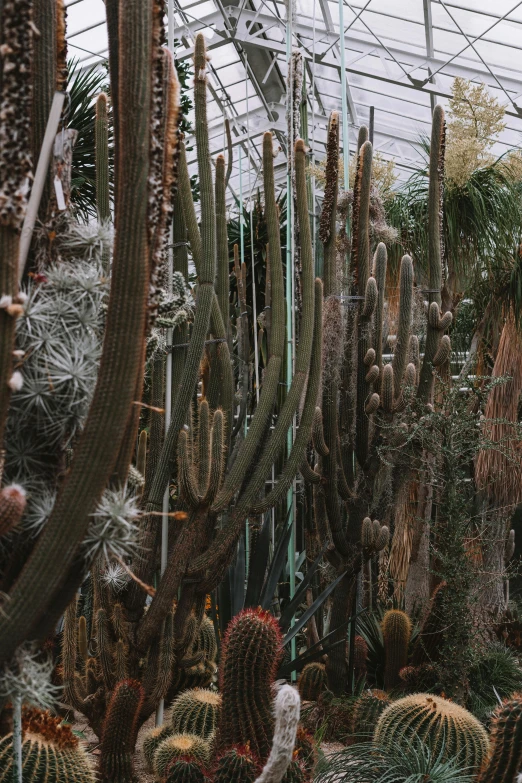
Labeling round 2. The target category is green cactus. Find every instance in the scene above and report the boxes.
[164,758,206,783]
[477,695,522,783]
[0,707,96,783]
[213,746,261,783]
[374,693,489,771]
[217,607,283,763]
[0,484,26,538]
[170,688,221,740]
[298,663,327,701]
[142,723,174,772]
[99,679,145,783]
[194,615,218,662]
[351,689,390,741]
[153,734,211,779]
[382,609,412,691]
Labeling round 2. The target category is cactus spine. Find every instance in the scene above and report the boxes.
[170,688,221,740]
[164,758,206,783]
[214,746,261,783]
[477,695,522,783]
[217,608,283,763]
[382,610,412,691]
[298,663,327,701]
[351,689,390,741]
[375,693,489,771]
[143,723,174,772]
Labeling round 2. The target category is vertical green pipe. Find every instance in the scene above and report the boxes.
[286,9,296,680]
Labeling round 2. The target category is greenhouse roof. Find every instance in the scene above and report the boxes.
[66,0,522,199]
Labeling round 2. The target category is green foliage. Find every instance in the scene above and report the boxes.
[467,642,522,724]
[374,694,489,772]
[217,608,283,762]
[170,688,221,740]
[314,738,476,783]
[153,733,211,779]
[477,694,522,783]
[298,662,327,701]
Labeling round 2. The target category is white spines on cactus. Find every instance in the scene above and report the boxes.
[254,684,301,783]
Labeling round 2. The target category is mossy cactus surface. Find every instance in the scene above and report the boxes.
[298,662,326,701]
[374,693,489,771]
[170,688,221,740]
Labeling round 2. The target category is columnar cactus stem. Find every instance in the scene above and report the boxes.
[96,93,111,224]
[0,0,157,662]
[477,695,522,783]
[100,680,145,783]
[391,256,413,395]
[382,609,412,691]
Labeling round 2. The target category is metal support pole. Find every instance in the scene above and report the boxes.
[338,0,350,193]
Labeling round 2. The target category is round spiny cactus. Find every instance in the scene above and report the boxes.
[142,723,174,772]
[477,694,522,783]
[281,758,307,783]
[164,757,206,783]
[351,689,390,742]
[382,609,412,691]
[213,745,261,783]
[171,688,221,739]
[375,693,489,772]
[217,607,283,762]
[0,706,96,783]
[298,662,326,701]
[153,733,211,779]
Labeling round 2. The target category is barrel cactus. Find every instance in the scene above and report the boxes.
[374,693,489,771]
[164,757,206,783]
[351,689,390,741]
[171,688,221,739]
[281,758,307,783]
[0,706,96,783]
[154,733,211,779]
[142,723,174,772]
[213,745,261,783]
[477,694,522,783]
[298,662,326,701]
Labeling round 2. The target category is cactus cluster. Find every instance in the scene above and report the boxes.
[374,693,489,771]
[0,706,96,783]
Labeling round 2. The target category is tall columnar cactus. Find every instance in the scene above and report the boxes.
[0,706,96,783]
[382,610,412,691]
[351,689,390,741]
[171,688,221,740]
[95,92,111,224]
[353,636,368,682]
[0,0,33,447]
[298,662,327,701]
[217,608,283,763]
[254,684,301,783]
[374,694,489,772]
[153,734,211,779]
[99,679,145,783]
[214,746,261,783]
[477,695,522,783]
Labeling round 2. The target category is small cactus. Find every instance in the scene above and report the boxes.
[298,663,326,701]
[351,689,390,741]
[0,483,26,537]
[99,679,144,783]
[477,694,522,783]
[382,609,412,691]
[375,693,489,772]
[217,608,283,762]
[142,723,174,772]
[154,733,211,780]
[170,688,221,740]
[214,745,261,783]
[0,706,96,783]
[164,757,206,783]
